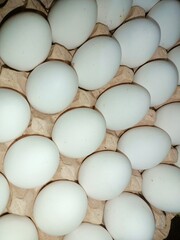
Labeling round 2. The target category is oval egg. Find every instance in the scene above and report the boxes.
[26,61,78,114]
[0,11,52,71]
[0,88,31,143]
[96,0,133,30]
[52,108,106,158]
[148,0,180,49]
[0,173,10,215]
[72,36,121,90]
[78,151,132,201]
[0,214,38,240]
[134,59,178,106]
[33,181,88,236]
[104,192,155,240]
[142,164,180,213]
[168,45,180,85]
[113,17,160,68]
[95,84,150,131]
[3,135,60,189]
[48,0,97,49]
[117,126,172,170]
[64,223,113,240]
[154,102,180,146]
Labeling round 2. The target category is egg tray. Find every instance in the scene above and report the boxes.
[0,1,179,239]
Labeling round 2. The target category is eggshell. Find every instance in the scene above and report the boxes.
[154,102,180,146]
[95,84,150,130]
[168,45,180,85]
[132,0,159,12]
[104,192,155,240]
[0,173,10,215]
[117,126,171,170]
[0,214,38,240]
[48,0,97,49]
[113,17,160,68]
[63,222,113,240]
[0,88,31,143]
[134,60,178,106]
[26,61,78,114]
[175,145,180,168]
[96,0,133,30]
[72,36,121,90]
[52,108,106,158]
[33,181,88,236]
[148,0,180,49]
[78,151,132,200]
[4,136,60,189]
[142,164,180,213]
[0,12,52,71]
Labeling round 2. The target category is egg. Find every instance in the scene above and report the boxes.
[33,181,88,236]
[132,0,159,12]
[142,164,180,213]
[96,0,133,30]
[134,59,178,107]
[0,173,10,215]
[0,11,52,71]
[72,36,121,90]
[52,108,106,158]
[0,88,31,143]
[117,126,171,170]
[168,45,180,85]
[148,0,180,49]
[63,222,113,240]
[104,192,155,240]
[3,135,60,189]
[113,17,160,68]
[26,61,78,114]
[154,102,180,146]
[175,145,180,168]
[0,214,38,240]
[48,0,97,49]
[95,84,150,131]
[78,151,132,201]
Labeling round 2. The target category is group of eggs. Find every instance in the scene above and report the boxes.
[0,0,180,239]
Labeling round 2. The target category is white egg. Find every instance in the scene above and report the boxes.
[0,88,31,143]
[117,126,171,170]
[4,135,60,189]
[52,108,106,158]
[142,164,180,213]
[33,181,88,236]
[96,0,133,30]
[78,151,132,201]
[134,60,178,106]
[95,84,150,131]
[148,0,180,49]
[0,214,38,240]
[26,61,78,114]
[64,223,113,240]
[168,45,180,85]
[113,17,160,68]
[132,0,159,12]
[0,12,52,71]
[72,36,121,90]
[48,0,97,49]
[0,173,10,215]
[154,102,180,146]
[175,145,180,168]
[104,192,155,240]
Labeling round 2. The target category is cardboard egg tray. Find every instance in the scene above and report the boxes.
[0,1,179,239]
